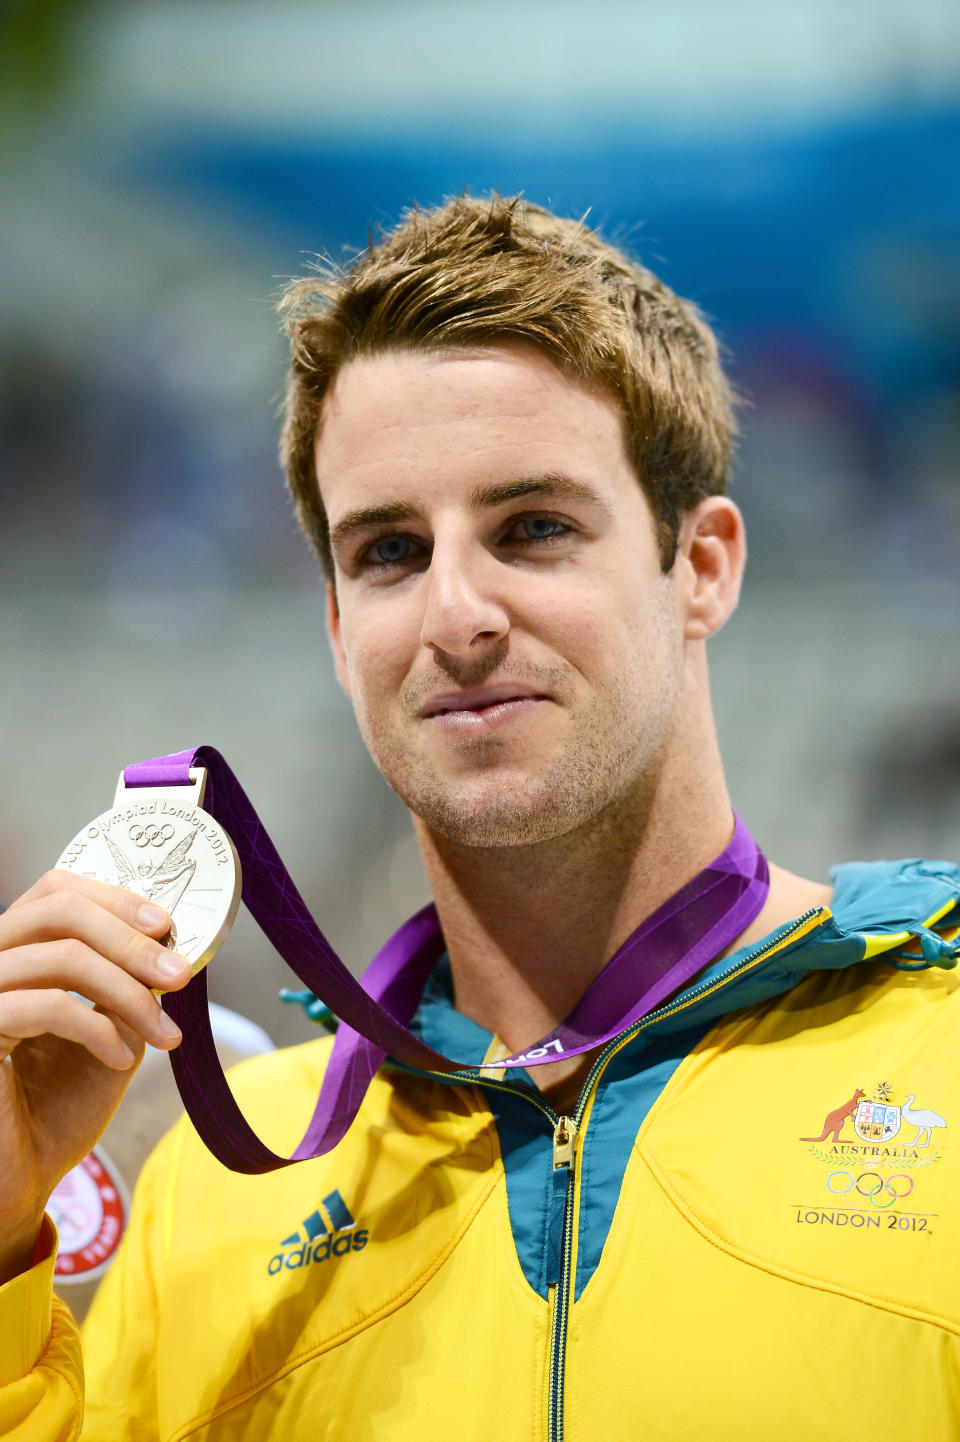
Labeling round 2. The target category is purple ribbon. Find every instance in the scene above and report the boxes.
[124,746,769,1174]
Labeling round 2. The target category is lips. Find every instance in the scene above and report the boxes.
[419,683,548,718]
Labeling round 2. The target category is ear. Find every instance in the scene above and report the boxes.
[675,497,746,641]
[324,581,353,698]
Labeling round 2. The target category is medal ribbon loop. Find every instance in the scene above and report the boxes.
[124,745,769,1173]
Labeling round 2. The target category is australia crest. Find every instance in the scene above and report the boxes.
[853,1099,901,1142]
[800,1079,948,1151]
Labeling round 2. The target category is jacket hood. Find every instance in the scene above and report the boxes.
[281,858,960,1047]
[650,856,960,1035]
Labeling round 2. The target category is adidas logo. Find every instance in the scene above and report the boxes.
[268,1190,369,1275]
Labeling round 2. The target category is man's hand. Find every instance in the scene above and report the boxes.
[0,870,191,1283]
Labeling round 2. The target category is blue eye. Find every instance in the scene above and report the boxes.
[370,535,413,564]
[520,517,564,540]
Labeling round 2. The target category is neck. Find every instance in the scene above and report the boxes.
[413,724,736,1058]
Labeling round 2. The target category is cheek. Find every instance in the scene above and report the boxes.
[338,600,418,700]
[554,572,678,675]
[610,582,684,694]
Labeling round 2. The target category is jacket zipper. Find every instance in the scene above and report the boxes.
[539,905,829,1442]
[546,1116,577,1442]
[415,906,829,1442]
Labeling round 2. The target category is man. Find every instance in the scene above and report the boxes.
[0,195,958,1440]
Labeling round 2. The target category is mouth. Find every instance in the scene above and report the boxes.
[419,684,551,735]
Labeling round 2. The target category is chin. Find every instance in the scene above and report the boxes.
[400,775,610,849]
[421,808,563,848]
[371,719,661,850]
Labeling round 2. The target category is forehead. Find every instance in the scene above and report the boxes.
[313,343,633,504]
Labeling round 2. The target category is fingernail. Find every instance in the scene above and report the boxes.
[138,903,168,930]
[157,1010,182,1041]
[156,953,190,979]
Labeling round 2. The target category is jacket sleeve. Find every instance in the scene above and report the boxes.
[0,1219,84,1441]
[0,1124,182,1442]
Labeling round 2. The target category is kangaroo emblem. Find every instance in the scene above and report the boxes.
[801,1088,865,1143]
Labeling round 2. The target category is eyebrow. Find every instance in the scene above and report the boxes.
[329,472,614,552]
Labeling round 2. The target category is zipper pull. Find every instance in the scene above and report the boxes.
[553,1115,577,1170]
[545,1116,577,1290]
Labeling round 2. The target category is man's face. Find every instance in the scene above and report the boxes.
[318,342,689,848]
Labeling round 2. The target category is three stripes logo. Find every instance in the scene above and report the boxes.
[268,1189,369,1276]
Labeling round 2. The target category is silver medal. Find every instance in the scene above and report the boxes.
[56,767,241,974]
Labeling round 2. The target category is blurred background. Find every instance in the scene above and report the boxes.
[2,0,959,1052]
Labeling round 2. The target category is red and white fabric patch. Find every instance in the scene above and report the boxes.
[49,1147,128,1282]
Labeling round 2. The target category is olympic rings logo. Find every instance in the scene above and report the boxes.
[825,1171,914,1209]
[128,823,175,849]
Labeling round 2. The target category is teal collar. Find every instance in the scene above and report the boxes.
[414,857,960,1060]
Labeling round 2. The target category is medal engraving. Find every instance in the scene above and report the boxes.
[56,769,241,974]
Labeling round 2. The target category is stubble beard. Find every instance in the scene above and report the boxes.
[357,681,675,850]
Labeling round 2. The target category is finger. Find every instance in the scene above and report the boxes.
[0,939,184,1052]
[0,890,190,992]
[98,1005,149,1061]
[9,870,174,940]
[0,989,140,1069]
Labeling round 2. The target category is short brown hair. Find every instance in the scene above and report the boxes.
[279,193,739,573]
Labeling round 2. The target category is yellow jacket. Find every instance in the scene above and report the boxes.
[2,857,959,1441]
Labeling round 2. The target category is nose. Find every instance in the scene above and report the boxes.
[419,539,510,657]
